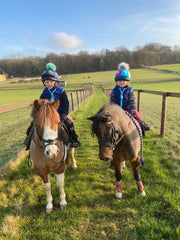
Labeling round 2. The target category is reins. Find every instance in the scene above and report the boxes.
[125,111,145,166]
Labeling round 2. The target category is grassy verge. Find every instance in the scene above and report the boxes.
[0,107,32,168]
[150,64,180,73]
[0,87,179,240]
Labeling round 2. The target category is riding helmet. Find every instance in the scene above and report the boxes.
[42,63,59,82]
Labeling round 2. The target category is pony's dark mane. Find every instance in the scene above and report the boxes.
[91,105,112,140]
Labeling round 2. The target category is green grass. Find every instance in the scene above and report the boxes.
[150,64,180,73]
[0,87,179,240]
[0,89,42,106]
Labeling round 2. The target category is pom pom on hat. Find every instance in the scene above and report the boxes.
[117,62,129,70]
[46,63,57,71]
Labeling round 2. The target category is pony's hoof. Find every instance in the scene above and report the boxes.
[116,191,122,200]
[60,204,67,210]
[46,208,53,214]
[139,190,146,196]
[72,166,77,170]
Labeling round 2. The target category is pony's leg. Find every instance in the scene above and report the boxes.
[66,148,77,170]
[42,174,53,213]
[70,148,77,170]
[131,159,146,196]
[121,161,126,169]
[114,162,123,200]
[55,173,67,209]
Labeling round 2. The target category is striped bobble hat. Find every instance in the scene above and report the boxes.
[42,63,59,82]
[114,62,131,81]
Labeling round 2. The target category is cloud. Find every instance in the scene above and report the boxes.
[48,32,84,50]
[139,15,180,35]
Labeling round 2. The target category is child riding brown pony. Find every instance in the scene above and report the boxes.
[29,99,77,213]
[88,103,146,200]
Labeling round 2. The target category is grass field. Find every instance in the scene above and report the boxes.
[0,66,180,239]
[0,87,179,240]
[1,68,180,107]
[150,64,180,73]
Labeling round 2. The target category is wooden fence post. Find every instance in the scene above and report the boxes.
[160,92,167,137]
[80,90,83,103]
[70,93,74,111]
[76,91,79,107]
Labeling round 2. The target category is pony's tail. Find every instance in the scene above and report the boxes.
[117,62,129,70]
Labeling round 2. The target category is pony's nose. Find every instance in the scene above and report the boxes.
[45,150,57,159]
[45,146,58,159]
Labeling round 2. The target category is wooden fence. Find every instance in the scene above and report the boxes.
[68,89,93,112]
[102,87,180,137]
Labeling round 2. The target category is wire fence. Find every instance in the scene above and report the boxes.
[0,89,93,168]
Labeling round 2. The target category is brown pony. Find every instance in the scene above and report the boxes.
[29,99,77,213]
[88,103,146,200]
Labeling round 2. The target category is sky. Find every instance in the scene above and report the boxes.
[1,0,180,59]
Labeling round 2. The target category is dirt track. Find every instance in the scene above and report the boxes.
[0,101,33,113]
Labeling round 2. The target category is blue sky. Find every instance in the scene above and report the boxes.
[1,0,180,59]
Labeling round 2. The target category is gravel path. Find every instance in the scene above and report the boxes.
[0,101,33,113]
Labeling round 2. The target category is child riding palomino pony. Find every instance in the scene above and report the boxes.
[88,103,146,200]
[29,99,77,213]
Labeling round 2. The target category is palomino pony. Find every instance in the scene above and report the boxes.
[88,103,146,200]
[29,99,77,213]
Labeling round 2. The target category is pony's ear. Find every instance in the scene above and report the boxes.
[100,115,111,123]
[53,100,59,109]
[100,115,108,122]
[34,99,41,109]
[87,116,96,121]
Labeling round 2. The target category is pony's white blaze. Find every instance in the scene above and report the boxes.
[43,124,58,158]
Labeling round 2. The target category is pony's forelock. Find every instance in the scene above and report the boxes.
[31,100,60,136]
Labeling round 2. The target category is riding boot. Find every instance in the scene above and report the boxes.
[24,122,33,150]
[68,126,81,148]
[63,118,80,148]
[142,121,150,131]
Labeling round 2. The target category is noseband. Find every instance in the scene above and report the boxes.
[33,126,58,149]
[33,125,66,164]
[98,114,126,150]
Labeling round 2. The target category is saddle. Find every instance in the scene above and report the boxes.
[58,122,70,145]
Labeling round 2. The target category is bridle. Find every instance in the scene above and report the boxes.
[33,126,58,148]
[98,114,127,151]
[33,124,67,164]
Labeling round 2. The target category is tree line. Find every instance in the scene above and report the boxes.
[0,43,180,77]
